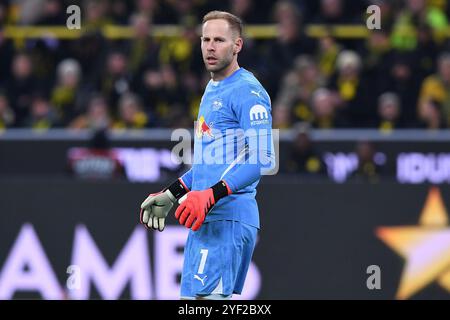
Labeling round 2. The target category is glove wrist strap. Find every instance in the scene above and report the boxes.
[165,178,189,201]
[211,180,232,203]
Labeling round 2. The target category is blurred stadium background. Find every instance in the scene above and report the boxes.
[1,0,450,300]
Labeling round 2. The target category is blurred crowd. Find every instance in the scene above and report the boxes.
[1,0,450,133]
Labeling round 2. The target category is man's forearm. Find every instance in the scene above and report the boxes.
[223,135,276,192]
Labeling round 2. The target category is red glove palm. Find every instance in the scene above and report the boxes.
[175,189,215,231]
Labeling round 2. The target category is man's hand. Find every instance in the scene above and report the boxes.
[140,189,176,231]
[175,189,215,231]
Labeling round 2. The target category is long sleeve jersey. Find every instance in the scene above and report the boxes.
[180,68,275,229]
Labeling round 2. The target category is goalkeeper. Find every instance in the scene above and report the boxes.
[140,10,275,300]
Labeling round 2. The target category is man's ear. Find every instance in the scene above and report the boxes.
[234,37,243,55]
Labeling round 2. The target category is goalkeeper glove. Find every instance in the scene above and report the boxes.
[175,180,231,231]
[140,178,189,231]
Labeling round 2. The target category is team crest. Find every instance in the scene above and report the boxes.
[212,99,223,111]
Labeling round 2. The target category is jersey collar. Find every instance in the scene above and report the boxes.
[210,67,244,87]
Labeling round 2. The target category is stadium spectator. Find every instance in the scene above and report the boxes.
[418,52,450,126]
[110,0,133,25]
[312,0,350,25]
[99,50,132,114]
[417,98,447,129]
[366,0,396,32]
[286,122,326,176]
[170,0,201,25]
[158,17,199,75]
[15,0,46,25]
[139,64,188,127]
[328,50,374,127]
[274,55,324,126]
[228,0,266,24]
[316,34,342,78]
[83,0,111,31]
[390,0,448,51]
[35,0,66,25]
[50,58,85,125]
[28,39,60,88]
[349,140,383,183]
[386,52,421,126]
[133,0,178,24]
[377,92,403,132]
[24,93,59,130]
[6,53,37,125]
[0,93,15,129]
[113,92,149,129]
[264,0,316,96]
[414,24,440,80]
[127,13,160,76]
[311,87,347,128]
[359,30,394,96]
[273,104,292,129]
[69,31,108,83]
[69,94,112,130]
[0,2,7,25]
[0,28,14,86]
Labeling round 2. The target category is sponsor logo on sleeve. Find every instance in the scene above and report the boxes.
[249,104,269,126]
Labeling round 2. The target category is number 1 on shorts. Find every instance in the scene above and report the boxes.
[198,249,209,274]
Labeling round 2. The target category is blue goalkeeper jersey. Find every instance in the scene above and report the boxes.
[180,68,275,229]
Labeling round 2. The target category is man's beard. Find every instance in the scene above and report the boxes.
[204,56,232,73]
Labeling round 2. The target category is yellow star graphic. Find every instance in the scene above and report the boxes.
[376,187,450,299]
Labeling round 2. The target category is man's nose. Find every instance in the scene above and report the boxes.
[207,42,215,51]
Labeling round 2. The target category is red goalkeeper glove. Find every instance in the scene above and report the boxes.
[175,180,231,231]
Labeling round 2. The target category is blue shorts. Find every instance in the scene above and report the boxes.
[180,220,258,298]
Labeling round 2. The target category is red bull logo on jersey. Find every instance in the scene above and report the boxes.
[196,116,215,139]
